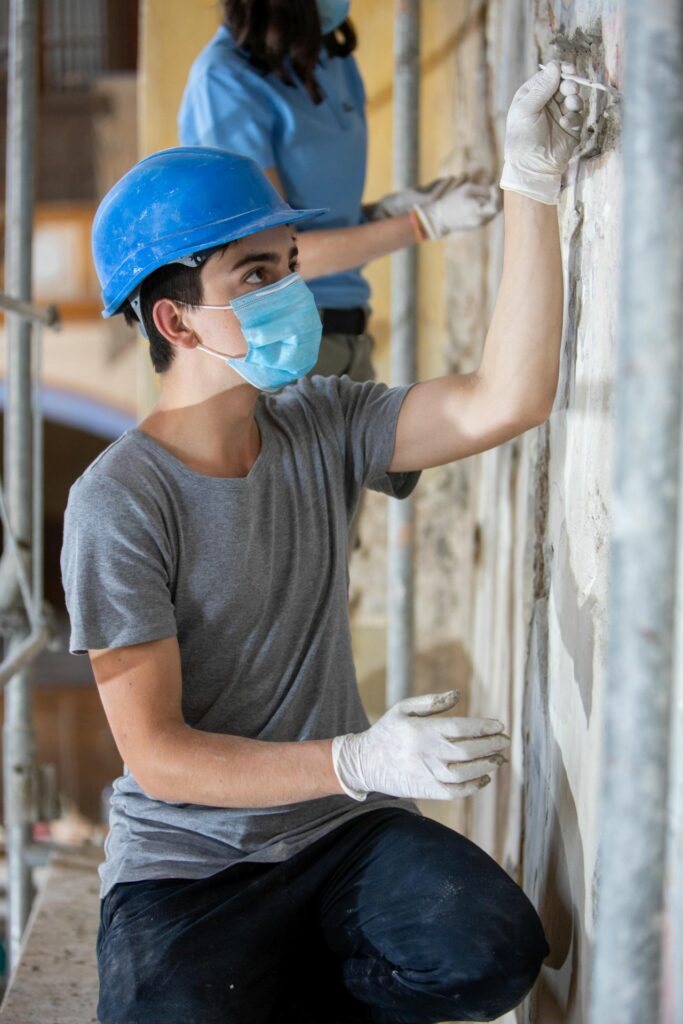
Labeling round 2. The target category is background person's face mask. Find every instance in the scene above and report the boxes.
[193,273,322,392]
[316,0,350,34]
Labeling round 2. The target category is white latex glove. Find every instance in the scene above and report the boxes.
[414,178,502,239]
[500,61,585,205]
[332,691,510,802]
[364,175,466,221]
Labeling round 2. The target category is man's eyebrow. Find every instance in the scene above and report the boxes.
[229,245,299,272]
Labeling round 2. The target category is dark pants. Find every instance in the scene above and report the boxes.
[97,808,548,1024]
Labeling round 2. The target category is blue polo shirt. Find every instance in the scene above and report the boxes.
[178,26,371,311]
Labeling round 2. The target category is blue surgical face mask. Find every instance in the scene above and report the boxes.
[316,0,350,34]
[193,273,322,392]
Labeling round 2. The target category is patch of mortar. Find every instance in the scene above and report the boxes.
[537,18,622,160]
[532,427,552,603]
[559,197,586,411]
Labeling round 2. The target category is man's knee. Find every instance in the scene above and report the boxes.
[425,895,549,1020]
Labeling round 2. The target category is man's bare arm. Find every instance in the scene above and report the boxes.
[92,637,509,806]
[389,191,563,472]
[90,636,344,806]
[387,62,585,472]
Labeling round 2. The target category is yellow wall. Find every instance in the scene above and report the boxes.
[139,0,219,157]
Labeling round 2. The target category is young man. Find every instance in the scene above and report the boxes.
[62,62,583,1024]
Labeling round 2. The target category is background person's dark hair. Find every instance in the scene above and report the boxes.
[122,243,232,373]
[221,0,357,104]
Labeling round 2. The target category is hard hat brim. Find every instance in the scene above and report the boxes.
[101,204,326,318]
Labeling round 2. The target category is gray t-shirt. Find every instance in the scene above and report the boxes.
[61,375,421,896]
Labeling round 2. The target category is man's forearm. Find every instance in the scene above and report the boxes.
[477,191,563,425]
[138,725,344,807]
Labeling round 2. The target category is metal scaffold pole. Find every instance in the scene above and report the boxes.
[590,0,683,1020]
[670,415,683,1021]
[3,0,39,972]
[387,0,419,707]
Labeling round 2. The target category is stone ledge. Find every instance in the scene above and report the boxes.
[0,847,101,1024]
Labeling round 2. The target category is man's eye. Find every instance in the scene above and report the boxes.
[244,268,265,285]
[289,260,301,274]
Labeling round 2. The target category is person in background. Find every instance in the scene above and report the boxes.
[179,0,500,383]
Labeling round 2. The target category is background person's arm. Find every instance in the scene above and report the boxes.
[263,167,498,281]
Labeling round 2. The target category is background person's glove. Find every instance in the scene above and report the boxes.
[413,177,502,239]
[365,174,501,238]
[500,60,585,205]
[364,175,465,220]
[332,691,510,801]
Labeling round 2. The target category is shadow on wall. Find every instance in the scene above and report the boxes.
[358,640,473,723]
[523,600,591,1023]
[552,522,597,726]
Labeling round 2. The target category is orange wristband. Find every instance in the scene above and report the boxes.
[408,208,425,243]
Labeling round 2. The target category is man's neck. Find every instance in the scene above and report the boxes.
[139,374,263,479]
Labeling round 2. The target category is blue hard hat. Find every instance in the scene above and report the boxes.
[92,147,327,318]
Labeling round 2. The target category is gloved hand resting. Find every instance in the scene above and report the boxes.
[500,60,585,205]
[364,175,465,221]
[366,174,501,239]
[414,177,502,239]
[332,691,510,801]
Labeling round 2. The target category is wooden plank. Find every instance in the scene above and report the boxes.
[0,848,102,1024]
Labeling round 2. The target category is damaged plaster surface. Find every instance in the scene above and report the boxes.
[350,1,622,1020]
[467,2,621,1020]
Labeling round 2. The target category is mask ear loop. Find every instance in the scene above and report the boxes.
[195,341,246,362]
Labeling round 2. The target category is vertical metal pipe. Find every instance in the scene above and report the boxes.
[32,325,43,615]
[668,403,683,1022]
[387,0,419,707]
[590,1,683,1020]
[3,0,38,973]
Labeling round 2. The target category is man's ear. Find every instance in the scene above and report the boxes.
[152,298,199,349]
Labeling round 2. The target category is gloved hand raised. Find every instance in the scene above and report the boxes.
[332,691,509,802]
[500,60,585,205]
[366,174,501,239]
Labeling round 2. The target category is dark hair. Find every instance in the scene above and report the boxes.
[122,244,231,373]
[222,0,357,104]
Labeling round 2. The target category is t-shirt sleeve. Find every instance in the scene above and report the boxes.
[60,474,177,655]
[180,65,277,169]
[320,375,421,501]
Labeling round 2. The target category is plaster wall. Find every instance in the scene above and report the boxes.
[444,4,621,1021]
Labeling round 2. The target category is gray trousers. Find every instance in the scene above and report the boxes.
[310,331,376,383]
